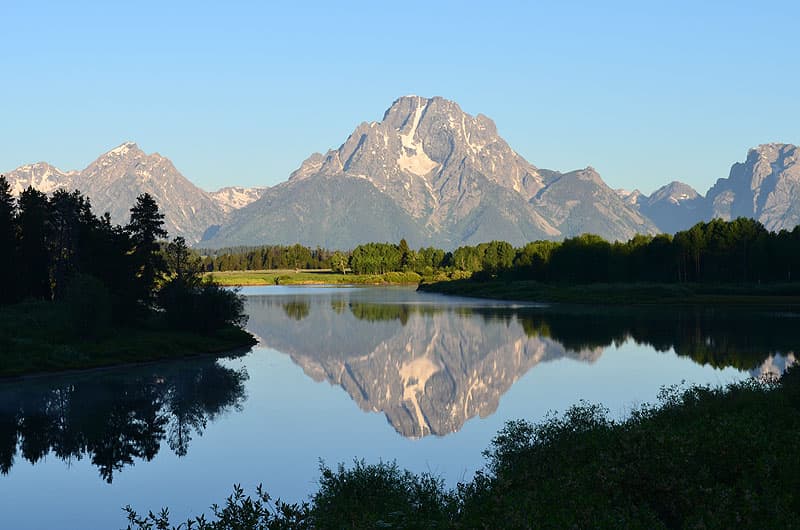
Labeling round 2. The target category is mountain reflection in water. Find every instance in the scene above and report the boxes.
[0,357,247,482]
[1,289,795,485]
[247,292,798,439]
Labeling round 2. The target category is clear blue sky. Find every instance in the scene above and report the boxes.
[2,0,798,195]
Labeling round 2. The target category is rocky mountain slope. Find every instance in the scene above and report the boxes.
[533,167,657,241]
[3,162,79,196]
[636,181,707,234]
[706,143,800,231]
[201,96,653,248]
[626,144,800,235]
[4,106,799,249]
[74,142,226,242]
[3,143,260,243]
[209,186,266,213]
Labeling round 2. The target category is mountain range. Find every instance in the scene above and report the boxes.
[2,143,264,243]
[3,96,799,248]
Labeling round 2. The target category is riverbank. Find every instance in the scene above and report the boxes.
[418,278,800,306]
[206,269,428,286]
[125,367,800,528]
[0,300,257,378]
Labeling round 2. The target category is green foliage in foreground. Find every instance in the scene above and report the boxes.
[124,367,800,529]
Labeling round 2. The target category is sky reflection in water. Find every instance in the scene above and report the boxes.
[1,286,795,529]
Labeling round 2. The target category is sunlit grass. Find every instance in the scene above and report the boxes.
[205,269,424,286]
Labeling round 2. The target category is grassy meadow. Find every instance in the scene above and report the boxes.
[205,269,427,286]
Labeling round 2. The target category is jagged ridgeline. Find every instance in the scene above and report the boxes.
[202,96,656,248]
[2,145,265,244]
[4,97,800,248]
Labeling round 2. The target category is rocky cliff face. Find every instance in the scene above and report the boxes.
[707,143,800,231]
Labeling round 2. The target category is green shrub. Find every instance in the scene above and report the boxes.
[311,460,455,528]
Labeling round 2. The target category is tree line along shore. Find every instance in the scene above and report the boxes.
[203,217,800,305]
[0,176,254,378]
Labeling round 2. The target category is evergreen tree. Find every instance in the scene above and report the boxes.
[17,186,51,299]
[127,193,168,307]
[164,236,203,288]
[48,189,86,300]
[399,238,411,270]
[0,176,17,303]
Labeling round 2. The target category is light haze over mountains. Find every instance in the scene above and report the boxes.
[4,96,800,248]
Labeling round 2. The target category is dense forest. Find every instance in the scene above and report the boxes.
[0,175,245,336]
[202,217,800,284]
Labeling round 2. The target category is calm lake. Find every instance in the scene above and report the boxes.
[1,285,796,529]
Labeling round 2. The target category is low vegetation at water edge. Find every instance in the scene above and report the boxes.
[124,366,800,529]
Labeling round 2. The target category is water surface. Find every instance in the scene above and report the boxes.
[0,286,795,528]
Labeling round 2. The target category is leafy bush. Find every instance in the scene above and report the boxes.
[311,460,456,528]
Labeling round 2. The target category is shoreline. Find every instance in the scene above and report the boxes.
[0,306,258,379]
[0,345,254,383]
[418,279,800,307]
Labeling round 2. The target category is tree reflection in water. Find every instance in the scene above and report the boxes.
[0,357,247,482]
